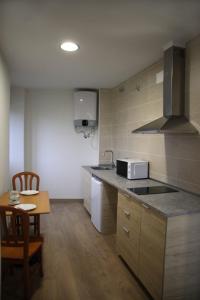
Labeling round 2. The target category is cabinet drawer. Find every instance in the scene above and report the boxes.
[117,206,140,237]
[117,222,140,275]
[118,192,141,225]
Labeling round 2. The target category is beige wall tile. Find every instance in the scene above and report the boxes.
[176,159,200,185]
[98,35,200,194]
[99,89,113,163]
[99,124,112,137]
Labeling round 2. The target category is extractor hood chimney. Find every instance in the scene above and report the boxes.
[132,46,198,134]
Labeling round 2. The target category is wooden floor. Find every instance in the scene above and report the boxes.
[2,200,151,300]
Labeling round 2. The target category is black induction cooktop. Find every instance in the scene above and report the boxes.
[128,185,178,195]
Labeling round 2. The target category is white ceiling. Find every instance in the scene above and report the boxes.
[1,0,200,89]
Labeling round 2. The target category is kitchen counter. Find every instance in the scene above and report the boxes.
[83,166,200,217]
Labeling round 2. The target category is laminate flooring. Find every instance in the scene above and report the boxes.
[2,200,151,300]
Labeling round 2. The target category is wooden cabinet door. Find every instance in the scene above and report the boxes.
[82,169,92,213]
[139,205,166,300]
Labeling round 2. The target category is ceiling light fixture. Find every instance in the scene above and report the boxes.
[60,41,79,52]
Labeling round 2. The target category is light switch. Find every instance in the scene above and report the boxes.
[156,70,164,84]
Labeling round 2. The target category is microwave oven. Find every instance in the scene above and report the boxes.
[116,159,149,180]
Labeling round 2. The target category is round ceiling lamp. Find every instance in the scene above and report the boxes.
[60,41,79,52]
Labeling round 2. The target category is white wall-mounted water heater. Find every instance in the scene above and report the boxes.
[73,90,98,138]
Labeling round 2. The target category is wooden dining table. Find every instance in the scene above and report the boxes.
[0,191,50,235]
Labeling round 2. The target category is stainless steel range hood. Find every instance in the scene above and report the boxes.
[132,46,198,134]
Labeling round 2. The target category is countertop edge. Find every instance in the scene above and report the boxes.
[83,166,200,218]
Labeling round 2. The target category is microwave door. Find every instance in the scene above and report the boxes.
[117,160,127,177]
[133,163,147,179]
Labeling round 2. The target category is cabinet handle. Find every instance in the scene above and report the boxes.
[122,226,129,234]
[123,209,130,217]
[142,203,149,209]
[121,192,130,198]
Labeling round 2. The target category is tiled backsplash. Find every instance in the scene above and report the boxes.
[99,34,200,194]
[99,89,113,164]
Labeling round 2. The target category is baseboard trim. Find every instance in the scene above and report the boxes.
[50,198,83,203]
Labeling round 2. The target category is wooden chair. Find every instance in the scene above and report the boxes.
[0,205,43,300]
[12,171,40,191]
[12,172,40,236]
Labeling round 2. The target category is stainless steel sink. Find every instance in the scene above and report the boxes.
[91,165,114,170]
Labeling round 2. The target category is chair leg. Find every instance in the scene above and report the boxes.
[9,264,14,276]
[34,215,37,235]
[23,260,30,300]
[16,215,21,235]
[39,247,43,277]
[1,259,5,281]
[34,215,40,236]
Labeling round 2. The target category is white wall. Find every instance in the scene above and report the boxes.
[0,51,10,195]
[24,89,99,199]
[9,87,25,178]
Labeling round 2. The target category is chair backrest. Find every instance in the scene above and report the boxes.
[12,171,40,191]
[0,206,29,259]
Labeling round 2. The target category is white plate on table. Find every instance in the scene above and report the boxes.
[9,200,20,206]
[14,204,37,211]
[20,190,39,196]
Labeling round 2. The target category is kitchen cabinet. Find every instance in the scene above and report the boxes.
[117,192,200,300]
[82,168,92,213]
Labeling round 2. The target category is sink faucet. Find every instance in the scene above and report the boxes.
[104,150,115,167]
